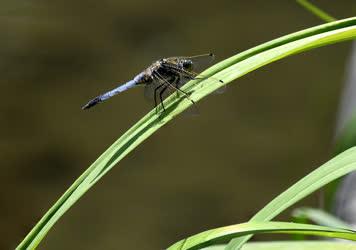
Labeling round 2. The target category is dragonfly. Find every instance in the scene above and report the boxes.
[82,53,223,112]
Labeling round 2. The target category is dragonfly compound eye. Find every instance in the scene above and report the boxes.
[181,59,193,71]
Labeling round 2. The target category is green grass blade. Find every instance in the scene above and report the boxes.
[292,207,352,229]
[296,0,336,22]
[201,241,356,250]
[225,147,356,250]
[17,17,356,249]
[167,221,356,250]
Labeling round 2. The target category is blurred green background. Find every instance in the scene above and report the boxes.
[1,1,355,249]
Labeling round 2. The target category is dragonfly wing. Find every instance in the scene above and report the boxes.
[180,53,226,94]
[143,78,176,104]
[214,84,227,94]
[144,77,198,116]
[176,75,190,89]
[175,71,226,95]
[176,53,215,73]
[143,81,157,101]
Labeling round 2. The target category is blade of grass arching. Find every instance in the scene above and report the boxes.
[184,17,355,88]
[201,241,356,250]
[291,206,352,240]
[296,0,336,22]
[167,221,356,250]
[292,207,353,229]
[225,146,356,250]
[17,18,356,249]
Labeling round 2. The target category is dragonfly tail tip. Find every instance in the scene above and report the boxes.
[82,97,101,110]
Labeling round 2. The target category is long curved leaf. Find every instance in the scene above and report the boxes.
[167,221,356,250]
[202,241,356,250]
[17,17,356,249]
[292,207,352,229]
[164,147,356,250]
[226,146,356,249]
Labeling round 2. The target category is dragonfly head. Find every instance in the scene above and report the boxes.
[179,59,193,71]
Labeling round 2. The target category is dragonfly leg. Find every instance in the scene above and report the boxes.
[166,65,224,84]
[159,85,168,112]
[154,83,165,114]
[174,86,195,105]
[154,72,195,105]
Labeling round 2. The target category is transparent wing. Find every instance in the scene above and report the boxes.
[144,78,176,103]
[175,53,215,73]
[214,85,227,94]
[144,76,200,117]
[188,54,226,92]
[143,80,157,101]
[175,73,226,95]
[144,53,224,110]
[174,53,226,93]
